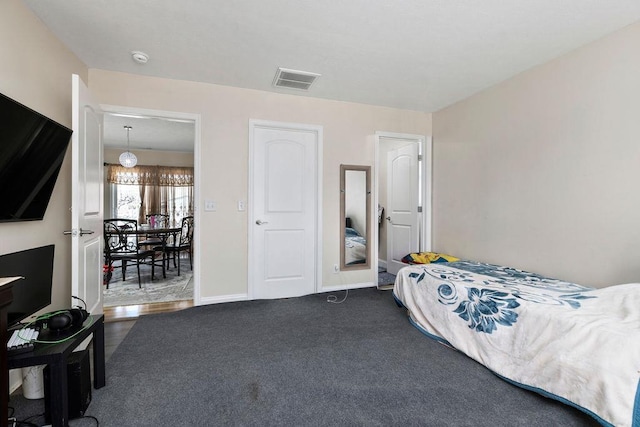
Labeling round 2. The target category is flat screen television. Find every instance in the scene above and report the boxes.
[0,245,54,327]
[0,92,72,223]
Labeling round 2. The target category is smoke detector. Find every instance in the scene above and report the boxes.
[131,51,149,64]
[273,68,320,91]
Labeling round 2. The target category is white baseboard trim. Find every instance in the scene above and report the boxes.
[320,281,375,293]
[195,283,379,306]
[378,259,387,269]
[9,369,21,394]
[197,293,248,305]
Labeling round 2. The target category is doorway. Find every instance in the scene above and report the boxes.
[374,132,432,286]
[100,105,201,318]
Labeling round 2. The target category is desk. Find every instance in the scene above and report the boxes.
[8,314,105,427]
[1,279,17,427]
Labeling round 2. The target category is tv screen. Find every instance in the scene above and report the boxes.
[0,245,54,327]
[0,92,72,222]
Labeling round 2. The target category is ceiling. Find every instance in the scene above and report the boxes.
[23,1,640,125]
[103,113,195,152]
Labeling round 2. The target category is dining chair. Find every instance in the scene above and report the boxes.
[159,216,194,276]
[103,218,156,288]
[139,213,173,277]
[138,213,170,248]
[146,213,170,227]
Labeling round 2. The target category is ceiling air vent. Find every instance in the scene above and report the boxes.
[273,68,321,91]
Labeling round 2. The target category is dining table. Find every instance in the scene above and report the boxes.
[104,224,182,283]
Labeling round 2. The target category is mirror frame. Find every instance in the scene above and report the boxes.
[340,164,371,271]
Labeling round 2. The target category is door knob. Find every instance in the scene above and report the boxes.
[256,219,269,225]
[62,228,94,236]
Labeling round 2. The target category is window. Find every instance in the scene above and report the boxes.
[112,184,141,220]
[106,164,194,225]
[165,186,192,226]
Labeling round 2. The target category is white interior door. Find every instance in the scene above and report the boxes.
[71,74,104,314]
[249,121,320,299]
[386,143,419,275]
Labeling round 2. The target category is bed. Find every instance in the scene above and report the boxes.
[344,226,366,265]
[344,217,366,265]
[393,260,640,427]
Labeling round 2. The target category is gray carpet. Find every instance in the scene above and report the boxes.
[11,289,599,426]
[378,269,396,287]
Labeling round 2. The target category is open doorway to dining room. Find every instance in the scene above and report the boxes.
[101,105,200,320]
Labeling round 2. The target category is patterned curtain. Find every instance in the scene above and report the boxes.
[106,164,194,186]
[106,164,194,224]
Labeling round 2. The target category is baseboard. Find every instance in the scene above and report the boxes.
[9,369,21,394]
[196,284,378,305]
[320,281,375,293]
[197,293,248,305]
[378,259,387,269]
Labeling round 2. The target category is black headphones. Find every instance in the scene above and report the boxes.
[37,308,89,332]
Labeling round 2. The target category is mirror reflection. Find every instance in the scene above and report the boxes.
[340,165,371,270]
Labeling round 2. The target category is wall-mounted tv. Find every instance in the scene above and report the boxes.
[0,92,72,223]
[0,244,54,327]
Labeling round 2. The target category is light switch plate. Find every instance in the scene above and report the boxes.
[238,200,246,211]
[204,200,216,211]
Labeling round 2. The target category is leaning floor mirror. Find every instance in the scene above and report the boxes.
[340,164,371,270]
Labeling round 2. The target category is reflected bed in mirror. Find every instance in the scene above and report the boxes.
[340,165,371,270]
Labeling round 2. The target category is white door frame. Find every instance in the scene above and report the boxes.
[374,131,432,275]
[248,119,323,299]
[100,104,202,305]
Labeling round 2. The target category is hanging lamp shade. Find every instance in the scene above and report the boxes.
[119,125,137,168]
[119,151,137,168]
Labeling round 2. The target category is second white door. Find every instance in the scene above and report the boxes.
[386,142,419,275]
[249,121,321,299]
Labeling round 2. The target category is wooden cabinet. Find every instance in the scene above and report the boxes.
[0,278,16,427]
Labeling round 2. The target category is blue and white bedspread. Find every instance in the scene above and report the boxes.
[393,261,640,427]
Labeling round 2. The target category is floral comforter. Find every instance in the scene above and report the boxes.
[393,261,640,427]
[345,227,366,265]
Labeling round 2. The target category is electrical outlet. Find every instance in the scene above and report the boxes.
[333,264,339,273]
[204,200,216,211]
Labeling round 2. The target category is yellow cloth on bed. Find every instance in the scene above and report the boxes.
[401,252,459,264]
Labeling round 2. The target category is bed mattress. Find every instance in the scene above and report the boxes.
[393,261,640,427]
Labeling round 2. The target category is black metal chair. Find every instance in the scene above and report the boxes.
[139,213,174,277]
[158,216,194,276]
[138,213,170,248]
[103,218,156,288]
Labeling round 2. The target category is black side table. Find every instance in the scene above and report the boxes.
[8,314,105,427]
[0,280,15,427]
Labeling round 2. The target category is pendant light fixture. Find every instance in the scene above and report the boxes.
[119,125,138,168]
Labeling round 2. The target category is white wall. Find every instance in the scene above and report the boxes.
[89,69,431,300]
[0,0,88,392]
[0,0,88,310]
[433,21,640,288]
